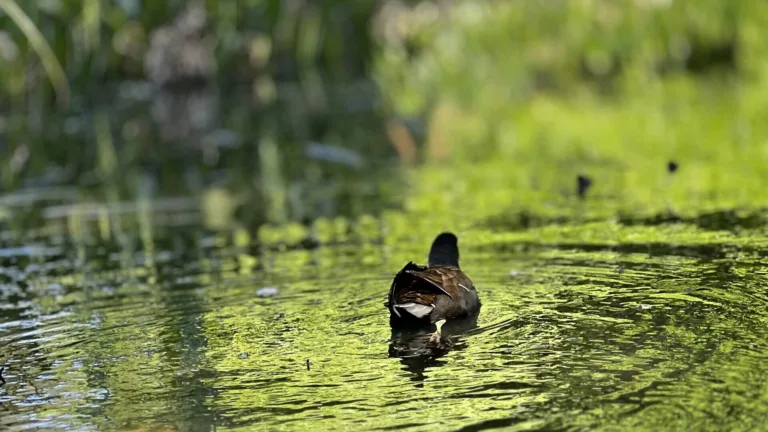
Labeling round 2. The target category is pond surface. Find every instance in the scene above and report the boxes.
[2,156,768,431]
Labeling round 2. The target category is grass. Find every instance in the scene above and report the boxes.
[0,0,70,107]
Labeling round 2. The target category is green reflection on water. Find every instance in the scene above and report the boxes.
[3,138,768,430]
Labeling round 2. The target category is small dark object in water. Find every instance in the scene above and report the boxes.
[306,359,310,371]
[668,161,678,173]
[238,352,249,359]
[0,367,5,385]
[386,232,481,344]
[299,236,321,250]
[577,174,592,198]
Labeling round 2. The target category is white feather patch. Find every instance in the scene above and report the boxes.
[394,303,434,318]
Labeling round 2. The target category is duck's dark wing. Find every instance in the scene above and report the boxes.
[406,266,474,298]
[387,262,427,308]
[387,264,470,307]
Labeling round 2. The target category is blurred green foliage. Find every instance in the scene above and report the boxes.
[374,0,766,163]
[0,0,397,226]
[0,0,376,104]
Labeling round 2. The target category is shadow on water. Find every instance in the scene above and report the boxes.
[486,207,768,235]
[617,208,768,232]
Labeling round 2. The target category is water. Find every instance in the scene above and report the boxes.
[2,157,768,431]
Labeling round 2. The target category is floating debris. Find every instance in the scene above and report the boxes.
[238,353,249,360]
[305,142,363,168]
[509,269,522,277]
[668,161,679,173]
[0,366,5,385]
[202,128,241,149]
[636,303,653,311]
[306,359,311,371]
[256,287,279,297]
[577,174,592,199]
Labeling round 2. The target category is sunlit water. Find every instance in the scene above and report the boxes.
[2,179,768,431]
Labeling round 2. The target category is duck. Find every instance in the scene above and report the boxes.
[386,232,480,344]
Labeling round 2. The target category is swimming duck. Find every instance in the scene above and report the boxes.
[386,232,480,344]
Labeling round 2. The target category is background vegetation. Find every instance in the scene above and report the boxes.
[0,1,764,200]
[0,0,765,246]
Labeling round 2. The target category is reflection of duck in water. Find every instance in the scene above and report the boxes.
[386,232,481,346]
[388,312,478,374]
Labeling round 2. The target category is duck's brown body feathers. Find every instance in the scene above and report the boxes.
[387,261,480,327]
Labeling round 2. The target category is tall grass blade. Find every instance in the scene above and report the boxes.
[0,0,71,108]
